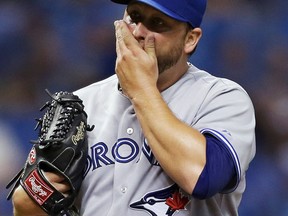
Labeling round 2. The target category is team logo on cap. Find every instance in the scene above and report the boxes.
[130,184,190,216]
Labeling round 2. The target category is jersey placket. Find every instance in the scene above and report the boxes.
[107,104,143,215]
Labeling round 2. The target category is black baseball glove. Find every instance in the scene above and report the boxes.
[7,89,94,216]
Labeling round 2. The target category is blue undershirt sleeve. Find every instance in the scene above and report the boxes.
[192,134,237,199]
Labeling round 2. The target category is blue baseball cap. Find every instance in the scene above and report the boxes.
[111,0,207,27]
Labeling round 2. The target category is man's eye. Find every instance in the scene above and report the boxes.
[147,18,169,32]
[151,18,165,27]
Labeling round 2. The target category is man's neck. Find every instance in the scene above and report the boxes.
[157,60,189,92]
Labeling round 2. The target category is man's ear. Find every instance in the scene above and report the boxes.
[184,28,202,54]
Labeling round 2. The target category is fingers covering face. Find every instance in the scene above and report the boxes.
[114,20,139,55]
[114,20,156,59]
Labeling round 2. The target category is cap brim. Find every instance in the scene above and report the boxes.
[111,0,130,3]
[111,0,188,23]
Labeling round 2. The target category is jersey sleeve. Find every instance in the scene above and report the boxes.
[194,79,256,191]
[192,134,237,199]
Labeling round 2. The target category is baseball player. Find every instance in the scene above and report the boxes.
[11,0,256,215]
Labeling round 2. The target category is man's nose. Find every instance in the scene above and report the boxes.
[131,22,148,41]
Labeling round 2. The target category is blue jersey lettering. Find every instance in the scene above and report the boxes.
[84,137,159,177]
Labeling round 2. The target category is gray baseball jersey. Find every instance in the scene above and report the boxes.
[74,63,256,216]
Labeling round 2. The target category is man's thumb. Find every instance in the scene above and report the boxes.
[145,36,156,58]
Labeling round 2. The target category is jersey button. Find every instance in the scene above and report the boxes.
[127,128,134,135]
[121,186,127,193]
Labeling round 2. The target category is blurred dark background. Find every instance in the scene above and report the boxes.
[1,0,287,215]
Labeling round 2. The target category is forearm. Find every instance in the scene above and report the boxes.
[131,88,206,194]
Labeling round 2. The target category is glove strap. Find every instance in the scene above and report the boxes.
[20,169,68,215]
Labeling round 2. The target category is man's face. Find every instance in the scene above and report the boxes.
[124,2,190,73]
